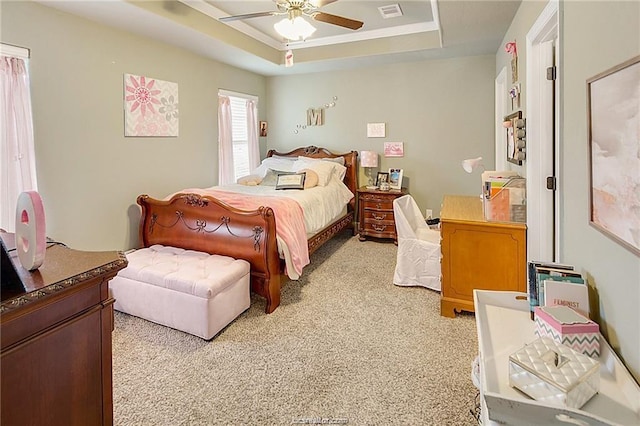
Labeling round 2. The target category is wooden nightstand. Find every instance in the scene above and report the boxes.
[357,187,408,243]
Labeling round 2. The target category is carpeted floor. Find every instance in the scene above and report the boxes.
[112,231,479,425]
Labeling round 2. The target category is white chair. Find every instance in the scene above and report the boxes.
[392,195,442,291]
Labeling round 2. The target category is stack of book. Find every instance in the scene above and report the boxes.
[527,261,589,319]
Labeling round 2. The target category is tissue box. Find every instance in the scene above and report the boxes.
[509,337,600,409]
[535,305,600,357]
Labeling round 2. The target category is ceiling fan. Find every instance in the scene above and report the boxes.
[218,0,364,40]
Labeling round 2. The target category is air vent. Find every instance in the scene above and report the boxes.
[378,4,403,19]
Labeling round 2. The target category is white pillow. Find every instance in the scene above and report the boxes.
[237,174,262,186]
[292,159,336,186]
[331,162,347,181]
[251,157,295,178]
[297,156,347,181]
[322,156,346,166]
[296,155,345,166]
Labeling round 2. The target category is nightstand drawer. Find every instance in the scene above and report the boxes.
[361,200,394,211]
[361,222,395,237]
[362,210,394,222]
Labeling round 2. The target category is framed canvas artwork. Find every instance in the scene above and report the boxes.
[587,55,640,256]
[124,74,179,137]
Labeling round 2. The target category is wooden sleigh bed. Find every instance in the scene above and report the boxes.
[136,146,359,314]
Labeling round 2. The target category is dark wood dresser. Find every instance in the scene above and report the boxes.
[357,187,408,243]
[1,232,127,426]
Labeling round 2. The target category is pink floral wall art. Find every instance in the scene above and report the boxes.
[124,74,179,137]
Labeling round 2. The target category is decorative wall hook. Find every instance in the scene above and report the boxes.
[294,96,338,134]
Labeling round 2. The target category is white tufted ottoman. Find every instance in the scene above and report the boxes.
[109,245,250,340]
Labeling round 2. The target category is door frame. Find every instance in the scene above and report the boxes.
[495,66,508,171]
[526,0,560,262]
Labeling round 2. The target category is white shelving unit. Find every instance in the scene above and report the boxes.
[473,290,640,425]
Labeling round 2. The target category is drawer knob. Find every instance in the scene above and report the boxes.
[372,213,386,220]
[372,224,386,232]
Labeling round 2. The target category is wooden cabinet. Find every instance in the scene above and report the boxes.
[357,187,408,243]
[440,195,526,317]
[1,232,127,426]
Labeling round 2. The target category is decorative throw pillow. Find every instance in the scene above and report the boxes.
[237,174,262,186]
[260,169,296,186]
[301,169,319,189]
[275,172,306,190]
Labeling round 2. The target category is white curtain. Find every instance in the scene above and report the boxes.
[1,55,37,232]
[217,95,234,186]
[246,99,260,172]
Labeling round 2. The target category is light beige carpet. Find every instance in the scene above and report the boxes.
[112,231,479,425]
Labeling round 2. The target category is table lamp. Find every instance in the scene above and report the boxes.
[462,156,485,199]
[462,156,484,173]
[360,151,379,188]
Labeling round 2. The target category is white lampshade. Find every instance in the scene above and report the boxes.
[274,16,316,41]
[462,156,483,173]
[360,151,379,168]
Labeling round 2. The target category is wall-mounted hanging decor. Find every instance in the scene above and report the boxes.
[384,142,404,157]
[124,74,178,137]
[367,122,386,138]
[509,83,521,110]
[504,111,525,165]
[587,55,640,256]
[505,41,518,83]
[259,121,268,137]
[294,96,337,133]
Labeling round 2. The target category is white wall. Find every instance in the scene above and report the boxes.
[266,56,497,217]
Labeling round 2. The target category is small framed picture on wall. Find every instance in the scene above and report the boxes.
[259,121,268,137]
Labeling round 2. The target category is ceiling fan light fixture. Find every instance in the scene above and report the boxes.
[274,16,316,41]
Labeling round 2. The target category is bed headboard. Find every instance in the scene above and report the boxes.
[266,146,359,210]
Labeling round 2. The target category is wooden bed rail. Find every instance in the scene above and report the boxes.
[137,193,282,313]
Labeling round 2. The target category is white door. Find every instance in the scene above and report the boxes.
[526,2,559,262]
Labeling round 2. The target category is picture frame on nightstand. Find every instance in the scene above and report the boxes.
[388,168,403,190]
[376,172,389,186]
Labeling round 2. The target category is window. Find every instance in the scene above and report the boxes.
[1,44,37,232]
[217,90,259,185]
[229,96,251,179]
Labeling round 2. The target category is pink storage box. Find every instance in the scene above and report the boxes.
[534,305,600,358]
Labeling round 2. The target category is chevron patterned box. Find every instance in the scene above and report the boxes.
[509,337,600,409]
[534,305,600,358]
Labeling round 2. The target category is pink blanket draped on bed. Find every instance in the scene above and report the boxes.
[175,188,310,277]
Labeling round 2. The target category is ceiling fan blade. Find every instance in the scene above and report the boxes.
[311,12,363,30]
[219,11,279,23]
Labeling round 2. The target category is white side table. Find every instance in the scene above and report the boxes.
[473,290,640,426]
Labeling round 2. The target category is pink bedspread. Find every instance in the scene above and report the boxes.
[175,188,310,277]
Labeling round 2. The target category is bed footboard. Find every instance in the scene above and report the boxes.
[137,193,282,313]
